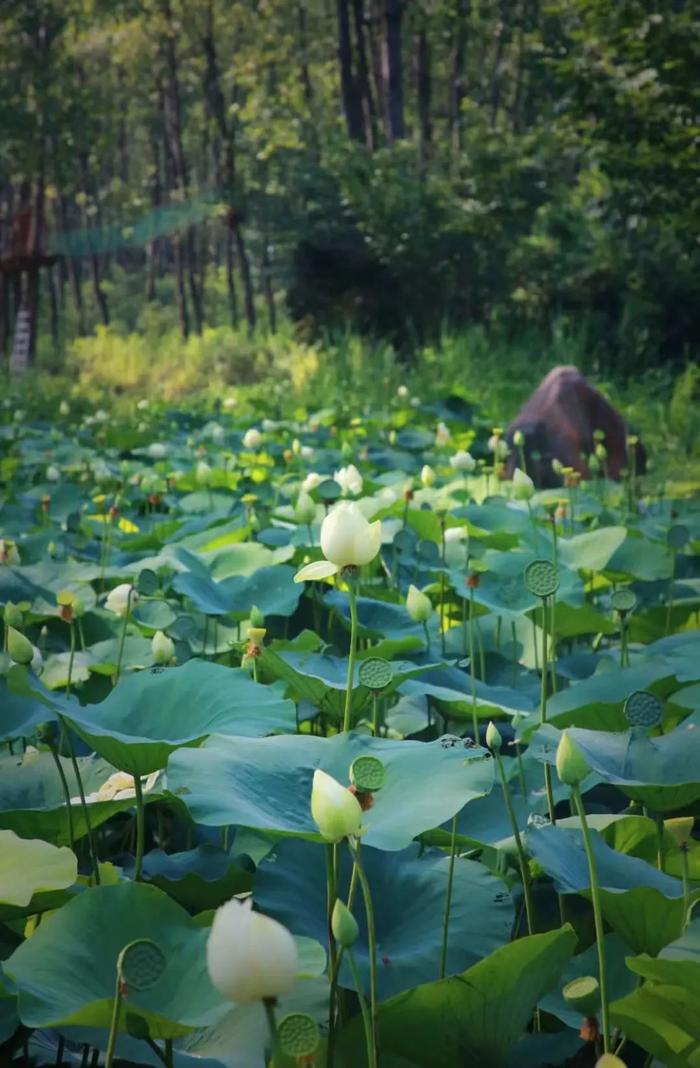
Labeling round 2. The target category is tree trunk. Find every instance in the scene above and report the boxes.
[449,0,469,156]
[414,26,431,166]
[48,264,60,353]
[382,0,405,141]
[173,236,189,339]
[336,0,365,142]
[351,0,378,149]
[297,1,314,107]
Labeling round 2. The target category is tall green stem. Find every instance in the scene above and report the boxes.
[104,973,123,1068]
[58,715,100,885]
[66,621,76,697]
[468,587,478,742]
[262,998,278,1064]
[682,847,690,931]
[439,813,458,978]
[342,576,358,733]
[347,948,375,1068]
[48,743,75,852]
[573,787,610,1053]
[539,598,556,824]
[495,753,536,936]
[348,839,378,1067]
[133,773,146,882]
[115,589,132,685]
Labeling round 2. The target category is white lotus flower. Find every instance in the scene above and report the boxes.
[75,770,161,805]
[45,464,60,482]
[105,583,137,617]
[435,422,450,446]
[301,471,324,493]
[397,384,409,398]
[444,526,469,543]
[310,769,363,842]
[294,501,382,582]
[300,445,314,460]
[243,428,263,450]
[421,465,436,487]
[333,464,363,496]
[137,399,149,411]
[223,396,237,410]
[488,435,510,460]
[450,450,476,472]
[152,630,175,665]
[206,897,298,1004]
[196,461,213,487]
[406,584,432,623]
[512,467,535,500]
[147,443,168,460]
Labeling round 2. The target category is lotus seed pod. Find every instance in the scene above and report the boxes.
[349,755,386,792]
[486,721,502,752]
[665,816,694,849]
[524,558,559,598]
[151,631,175,665]
[248,627,266,646]
[7,626,34,665]
[249,604,265,628]
[332,899,359,948]
[563,976,600,1016]
[624,690,662,728]
[555,731,589,787]
[358,656,392,691]
[595,1056,627,1068]
[278,1012,320,1058]
[117,939,166,991]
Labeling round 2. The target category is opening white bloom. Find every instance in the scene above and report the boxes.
[294,501,381,583]
[450,449,476,472]
[310,769,363,842]
[512,467,535,500]
[444,526,468,544]
[333,464,363,496]
[243,427,263,450]
[406,584,432,623]
[301,471,324,493]
[73,770,161,805]
[105,583,137,617]
[206,897,298,1004]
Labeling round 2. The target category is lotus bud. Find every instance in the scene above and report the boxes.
[310,769,363,843]
[46,464,60,482]
[341,440,354,462]
[552,458,564,476]
[397,384,409,398]
[512,467,535,500]
[555,731,589,786]
[0,539,20,566]
[320,501,381,569]
[249,604,265,628]
[406,584,432,623]
[450,450,476,472]
[3,602,23,628]
[420,464,436,487]
[435,422,450,446]
[243,427,262,450]
[195,461,212,487]
[206,897,298,1004]
[486,721,502,752]
[665,816,694,849]
[595,443,607,461]
[513,429,525,448]
[151,631,175,665]
[332,899,359,948]
[59,400,70,417]
[105,583,137,618]
[294,490,316,525]
[7,627,34,665]
[292,438,302,456]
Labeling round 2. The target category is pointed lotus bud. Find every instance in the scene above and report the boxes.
[310,769,363,843]
[665,816,694,849]
[295,490,316,525]
[151,631,175,665]
[406,584,432,623]
[206,897,298,1004]
[7,626,34,665]
[3,602,23,628]
[248,627,266,646]
[512,467,535,501]
[420,464,436,487]
[320,501,381,568]
[486,721,502,752]
[331,899,359,948]
[105,583,137,618]
[555,731,589,786]
[249,604,265,628]
[513,429,525,448]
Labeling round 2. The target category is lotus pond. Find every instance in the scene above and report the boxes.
[0,394,699,1068]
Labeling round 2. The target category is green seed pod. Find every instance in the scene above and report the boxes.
[665,816,694,849]
[624,690,662,729]
[563,976,600,1016]
[485,721,502,752]
[277,1012,320,1058]
[555,731,589,787]
[611,588,636,616]
[7,626,34,666]
[349,755,386,792]
[332,899,359,948]
[524,559,559,599]
[358,656,393,691]
[117,939,166,991]
[595,1056,627,1068]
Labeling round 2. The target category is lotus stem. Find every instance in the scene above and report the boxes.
[48,742,75,852]
[58,715,100,885]
[539,597,556,825]
[262,998,278,1063]
[468,587,479,742]
[347,947,375,1068]
[133,772,146,882]
[104,970,123,1068]
[348,838,378,1067]
[342,575,358,733]
[494,751,536,936]
[439,813,458,978]
[572,786,610,1053]
[115,588,132,685]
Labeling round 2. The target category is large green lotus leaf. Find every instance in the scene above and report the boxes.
[171,561,239,616]
[4,882,226,1038]
[0,996,18,1045]
[333,926,577,1068]
[528,824,688,954]
[0,750,164,845]
[557,526,627,573]
[548,600,616,638]
[0,830,77,906]
[0,677,55,739]
[539,663,687,733]
[324,590,427,643]
[610,982,700,1068]
[479,547,583,606]
[62,660,296,775]
[215,565,301,618]
[255,839,513,999]
[205,541,294,577]
[602,815,700,880]
[86,636,155,676]
[40,650,92,690]
[399,668,536,722]
[626,920,700,993]
[464,568,538,617]
[167,731,494,850]
[131,599,178,632]
[141,845,254,911]
[604,532,673,581]
[567,723,700,811]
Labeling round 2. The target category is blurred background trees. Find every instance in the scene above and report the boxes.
[1,0,699,374]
